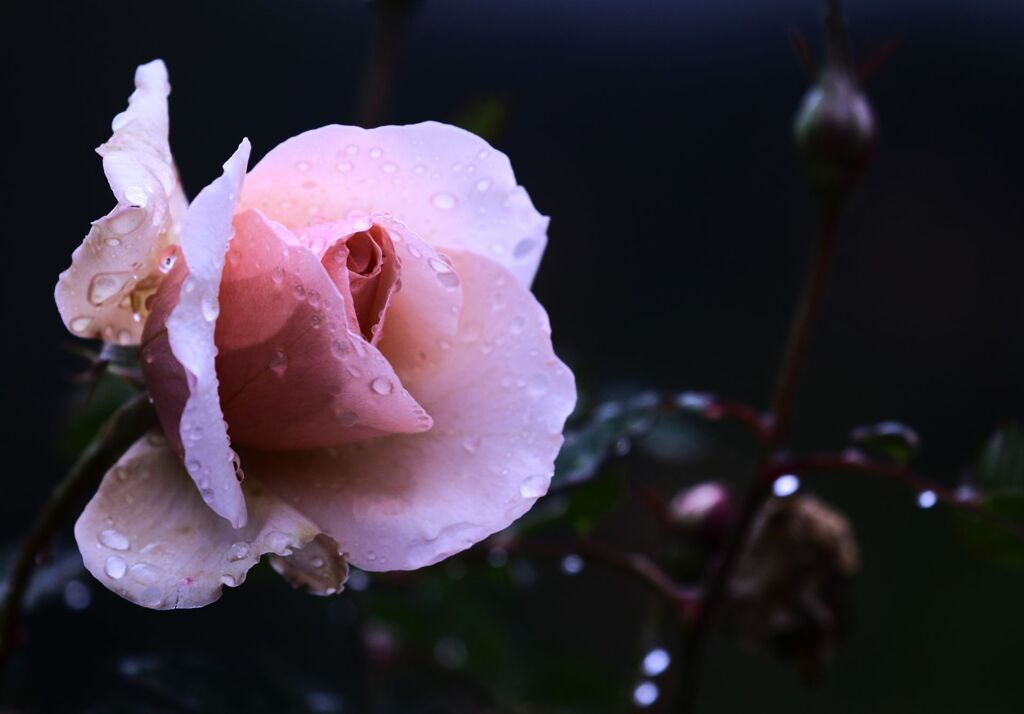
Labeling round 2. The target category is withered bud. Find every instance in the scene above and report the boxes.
[668,481,737,546]
[794,67,876,205]
[726,495,860,681]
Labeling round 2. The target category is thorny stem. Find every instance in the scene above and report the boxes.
[0,392,155,686]
[677,205,843,712]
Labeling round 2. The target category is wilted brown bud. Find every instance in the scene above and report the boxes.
[725,495,860,681]
[794,67,876,205]
[668,481,737,546]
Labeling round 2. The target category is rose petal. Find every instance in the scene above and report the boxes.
[372,215,463,379]
[238,122,549,288]
[245,251,576,570]
[213,209,431,450]
[55,59,188,345]
[74,431,339,609]
[164,140,251,528]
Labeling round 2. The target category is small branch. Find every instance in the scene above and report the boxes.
[497,537,701,621]
[678,206,843,712]
[767,206,841,447]
[0,392,155,680]
[355,0,420,127]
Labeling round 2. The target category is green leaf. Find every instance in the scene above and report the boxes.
[956,423,1024,567]
[564,471,626,535]
[553,392,662,487]
[849,420,920,465]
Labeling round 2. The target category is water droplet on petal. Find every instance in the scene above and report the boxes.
[370,377,394,395]
[269,350,288,376]
[369,147,383,159]
[527,374,548,397]
[105,237,122,247]
[296,160,311,172]
[201,295,220,322]
[431,192,457,210]
[88,272,130,305]
[381,161,398,174]
[129,562,162,585]
[104,556,127,580]
[220,574,237,587]
[227,542,251,562]
[98,529,130,551]
[513,237,537,259]
[123,186,148,208]
[519,475,548,498]
[336,160,353,172]
[70,316,93,334]
[475,178,492,192]
[271,266,284,285]
[311,556,326,568]
[511,315,527,334]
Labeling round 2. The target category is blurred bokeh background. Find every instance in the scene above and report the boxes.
[2,0,1024,711]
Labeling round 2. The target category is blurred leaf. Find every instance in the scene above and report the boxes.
[849,420,919,465]
[956,423,1024,567]
[91,652,344,714]
[564,472,626,535]
[450,95,510,143]
[553,392,662,487]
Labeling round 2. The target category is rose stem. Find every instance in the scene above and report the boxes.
[0,391,155,686]
[675,203,843,713]
[355,0,420,127]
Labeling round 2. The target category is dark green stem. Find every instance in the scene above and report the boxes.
[0,392,156,684]
[676,206,842,712]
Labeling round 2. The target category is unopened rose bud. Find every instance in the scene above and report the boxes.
[668,481,736,545]
[794,68,876,205]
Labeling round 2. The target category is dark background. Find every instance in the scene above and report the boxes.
[2,0,1024,711]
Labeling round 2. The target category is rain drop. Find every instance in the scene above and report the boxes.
[513,237,537,260]
[370,377,394,395]
[269,350,288,376]
[70,316,93,334]
[519,475,548,498]
[201,295,220,322]
[88,272,129,305]
[98,529,130,551]
[104,556,127,580]
[227,542,251,562]
[475,178,492,192]
[431,192,457,210]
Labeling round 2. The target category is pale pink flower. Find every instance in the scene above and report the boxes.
[55,60,575,609]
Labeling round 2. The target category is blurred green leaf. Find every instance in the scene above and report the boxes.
[564,472,626,535]
[956,423,1024,567]
[849,420,920,465]
[553,393,662,487]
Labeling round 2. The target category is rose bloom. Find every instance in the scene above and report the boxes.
[54,61,575,608]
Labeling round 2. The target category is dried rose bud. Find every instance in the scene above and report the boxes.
[668,481,737,546]
[725,495,860,681]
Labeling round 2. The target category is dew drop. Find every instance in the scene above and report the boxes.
[269,350,289,376]
[70,316,93,334]
[369,147,383,159]
[527,374,548,397]
[227,542,251,562]
[98,529,130,551]
[105,237,122,247]
[88,272,129,305]
[123,186,148,208]
[475,178,492,192]
[266,531,292,555]
[219,574,237,587]
[201,295,220,322]
[511,315,527,334]
[519,475,548,498]
[293,284,307,300]
[129,562,162,585]
[431,192,457,210]
[513,237,538,259]
[104,556,127,580]
[370,377,394,395]
[428,257,460,288]
[296,160,311,172]
[381,161,398,174]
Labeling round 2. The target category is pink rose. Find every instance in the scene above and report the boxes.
[55,60,576,609]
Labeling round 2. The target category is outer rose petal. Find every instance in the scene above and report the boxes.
[239,123,549,288]
[165,140,251,528]
[74,432,346,609]
[214,209,432,449]
[246,251,576,570]
[55,59,188,344]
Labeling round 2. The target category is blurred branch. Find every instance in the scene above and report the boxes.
[356,0,421,126]
[496,536,701,621]
[0,392,155,685]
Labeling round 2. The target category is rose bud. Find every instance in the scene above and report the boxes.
[667,481,737,547]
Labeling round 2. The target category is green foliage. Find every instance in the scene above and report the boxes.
[849,421,919,466]
[956,423,1024,567]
